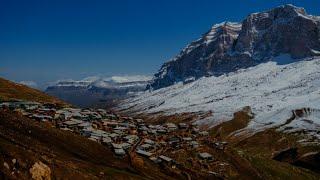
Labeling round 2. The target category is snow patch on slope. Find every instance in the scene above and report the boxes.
[119,56,320,138]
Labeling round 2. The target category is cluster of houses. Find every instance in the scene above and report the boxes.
[0,100,229,174]
[132,122,218,167]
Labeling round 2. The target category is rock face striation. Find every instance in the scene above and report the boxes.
[149,4,320,90]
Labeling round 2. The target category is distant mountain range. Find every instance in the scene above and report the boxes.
[45,75,152,107]
[148,4,320,90]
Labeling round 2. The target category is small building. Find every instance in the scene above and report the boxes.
[190,141,199,148]
[109,133,120,139]
[80,128,93,137]
[198,152,213,161]
[19,101,41,110]
[135,119,144,123]
[62,119,83,128]
[168,137,180,145]
[91,129,107,139]
[121,143,131,150]
[54,110,72,120]
[192,127,200,134]
[112,143,123,149]
[199,131,209,136]
[157,129,167,134]
[114,126,128,131]
[127,138,136,145]
[148,129,157,135]
[96,109,107,115]
[60,127,72,132]
[213,141,228,150]
[38,108,56,113]
[144,139,155,145]
[136,149,153,157]
[159,141,167,146]
[149,157,162,164]
[138,126,148,131]
[102,137,112,146]
[182,137,192,141]
[112,143,131,150]
[32,114,53,122]
[113,130,125,135]
[114,148,126,156]
[103,121,119,128]
[77,122,92,129]
[139,144,153,151]
[105,114,117,120]
[88,137,99,142]
[123,135,139,142]
[178,123,188,129]
[166,123,177,131]
[159,155,173,163]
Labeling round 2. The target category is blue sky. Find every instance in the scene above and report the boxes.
[0,0,319,87]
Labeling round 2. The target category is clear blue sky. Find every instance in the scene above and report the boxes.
[1,0,319,87]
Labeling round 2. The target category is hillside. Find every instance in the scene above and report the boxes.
[0,77,67,106]
[0,109,144,179]
[118,56,320,142]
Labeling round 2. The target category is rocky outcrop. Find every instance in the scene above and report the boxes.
[235,4,320,60]
[272,147,298,163]
[293,152,320,173]
[29,162,51,180]
[149,4,320,90]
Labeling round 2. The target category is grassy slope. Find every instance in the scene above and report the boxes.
[233,129,320,180]
[210,110,252,139]
[0,77,67,106]
[207,109,320,179]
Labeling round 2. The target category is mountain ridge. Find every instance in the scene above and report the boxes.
[148,4,320,90]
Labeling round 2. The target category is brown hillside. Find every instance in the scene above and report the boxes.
[0,77,67,106]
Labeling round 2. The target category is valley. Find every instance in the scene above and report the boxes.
[1,99,319,179]
[1,3,320,179]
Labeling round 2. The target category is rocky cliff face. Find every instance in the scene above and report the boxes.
[235,4,320,60]
[149,4,320,90]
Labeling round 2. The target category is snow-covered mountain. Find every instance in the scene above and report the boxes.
[117,5,320,140]
[148,4,320,90]
[45,75,151,107]
[118,56,320,141]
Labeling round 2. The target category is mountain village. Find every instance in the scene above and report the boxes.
[0,100,230,177]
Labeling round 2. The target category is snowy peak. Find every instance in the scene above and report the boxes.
[149,4,320,90]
